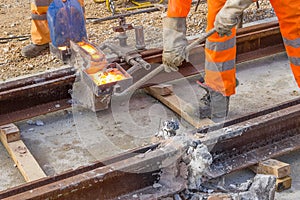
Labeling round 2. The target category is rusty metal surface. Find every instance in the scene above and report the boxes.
[204,101,300,178]
[0,73,75,125]
[195,97,300,134]
[0,142,184,200]
[2,167,157,200]
[0,66,75,92]
[0,21,283,126]
[0,143,159,199]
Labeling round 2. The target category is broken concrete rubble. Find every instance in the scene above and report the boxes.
[187,143,213,190]
[187,174,276,200]
[149,132,276,200]
[155,127,214,193]
[155,118,180,139]
[231,174,276,200]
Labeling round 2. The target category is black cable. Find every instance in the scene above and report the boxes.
[87,7,160,24]
[195,0,201,12]
[0,35,30,41]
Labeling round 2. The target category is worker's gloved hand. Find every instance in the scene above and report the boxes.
[162,17,189,72]
[214,0,254,37]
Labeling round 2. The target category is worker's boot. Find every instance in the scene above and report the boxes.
[210,90,230,123]
[197,81,229,123]
[21,43,49,58]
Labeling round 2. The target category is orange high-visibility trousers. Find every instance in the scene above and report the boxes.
[167,0,192,17]
[205,0,236,96]
[31,0,84,45]
[270,0,300,88]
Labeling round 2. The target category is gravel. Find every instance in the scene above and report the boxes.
[0,0,275,82]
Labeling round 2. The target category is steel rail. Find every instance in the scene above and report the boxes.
[205,100,300,178]
[0,21,283,126]
[0,143,160,199]
[1,97,300,199]
[194,96,300,134]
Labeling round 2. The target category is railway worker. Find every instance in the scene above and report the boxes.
[163,0,300,122]
[21,0,84,58]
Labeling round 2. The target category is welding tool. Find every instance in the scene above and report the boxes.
[70,39,133,96]
[100,17,150,75]
[114,28,217,97]
[69,38,133,111]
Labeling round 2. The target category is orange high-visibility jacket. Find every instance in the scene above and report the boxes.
[167,0,300,96]
[31,0,84,45]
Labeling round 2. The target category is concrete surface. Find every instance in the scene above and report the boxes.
[0,142,24,191]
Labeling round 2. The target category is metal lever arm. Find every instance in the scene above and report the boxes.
[114,28,217,96]
[186,28,216,52]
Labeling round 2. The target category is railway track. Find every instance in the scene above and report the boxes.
[2,20,299,199]
[1,96,300,199]
[0,21,283,126]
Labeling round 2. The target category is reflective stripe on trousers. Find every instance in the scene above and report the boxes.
[205,59,235,72]
[289,57,300,66]
[32,13,47,20]
[284,36,300,86]
[32,0,51,7]
[283,37,300,67]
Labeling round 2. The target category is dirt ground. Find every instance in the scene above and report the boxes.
[0,0,274,81]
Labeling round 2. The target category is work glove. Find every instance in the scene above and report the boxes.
[214,0,254,37]
[162,17,189,72]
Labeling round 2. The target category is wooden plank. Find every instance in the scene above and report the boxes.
[0,124,47,182]
[207,194,232,200]
[148,84,173,96]
[250,159,290,178]
[145,86,214,128]
[0,124,20,143]
[276,176,292,192]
